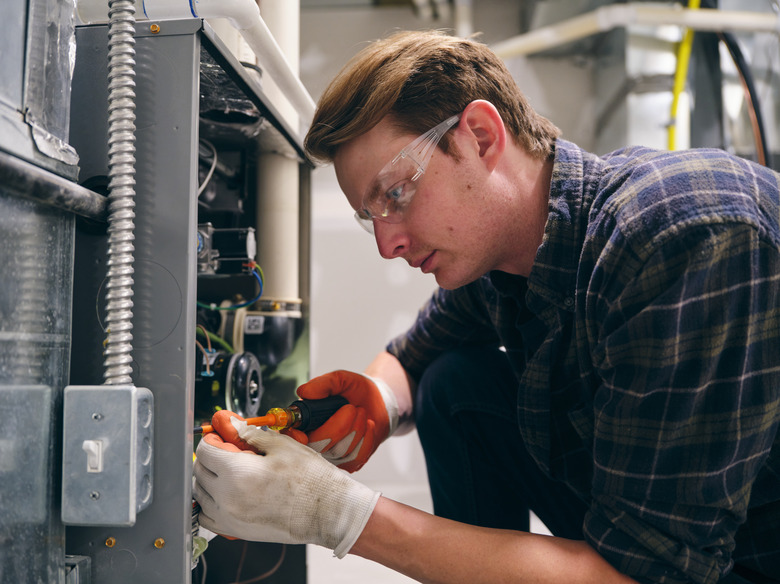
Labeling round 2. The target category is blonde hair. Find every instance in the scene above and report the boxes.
[304,30,560,163]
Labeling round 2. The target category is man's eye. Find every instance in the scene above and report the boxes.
[356,208,372,220]
[386,181,411,204]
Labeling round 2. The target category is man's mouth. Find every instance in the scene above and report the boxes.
[419,252,435,273]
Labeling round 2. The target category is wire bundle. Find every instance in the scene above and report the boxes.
[197,261,265,311]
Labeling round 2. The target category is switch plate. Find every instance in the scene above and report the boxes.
[61,385,154,526]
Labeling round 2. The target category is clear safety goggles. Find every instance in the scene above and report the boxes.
[354,114,461,234]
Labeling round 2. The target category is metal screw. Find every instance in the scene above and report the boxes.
[105,537,116,548]
[92,412,103,421]
[89,491,101,500]
[154,538,166,549]
[150,23,160,33]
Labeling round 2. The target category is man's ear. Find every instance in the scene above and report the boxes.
[458,100,506,172]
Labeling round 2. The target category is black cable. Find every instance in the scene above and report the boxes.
[717,31,771,168]
[698,0,772,167]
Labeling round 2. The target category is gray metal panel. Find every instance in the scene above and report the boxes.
[66,21,201,584]
[0,386,52,525]
[0,176,75,583]
[0,0,27,161]
[0,0,79,179]
[0,0,25,111]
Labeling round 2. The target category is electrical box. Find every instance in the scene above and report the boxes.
[62,385,154,526]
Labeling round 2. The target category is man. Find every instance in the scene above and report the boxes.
[193,30,780,583]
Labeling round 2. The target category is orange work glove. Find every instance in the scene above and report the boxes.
[293,370,399,473]
[202,410,258,453]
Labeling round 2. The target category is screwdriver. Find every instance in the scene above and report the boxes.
[193,395,349,434]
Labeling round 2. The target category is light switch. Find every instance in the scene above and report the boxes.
[82,439,103,473]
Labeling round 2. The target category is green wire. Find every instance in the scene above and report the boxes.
[195,328,234,353]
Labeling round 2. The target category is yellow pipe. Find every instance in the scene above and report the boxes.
[668,0,701,151]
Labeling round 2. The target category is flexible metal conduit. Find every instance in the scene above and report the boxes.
[491,4,780,58]
[104,0,138,385]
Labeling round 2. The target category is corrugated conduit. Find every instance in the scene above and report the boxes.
[104,0,138,385]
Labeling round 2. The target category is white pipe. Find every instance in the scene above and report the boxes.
[411,0,434,21]
[231,17,315,128]
[255,0,301,306]
[205,19,257,67]
[492,3,780,58]
[257,0,299,130]
[255,156,300,304]
[454,0,473,39]
[77,0,316,129]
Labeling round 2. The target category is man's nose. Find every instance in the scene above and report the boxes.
[373,220,408,259]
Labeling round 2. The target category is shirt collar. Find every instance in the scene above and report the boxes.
[524,138,603,311]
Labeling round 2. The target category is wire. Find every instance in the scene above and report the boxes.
[196,327,234,353]
[695,0,771,167]
[197,324,212,352]
[199,554,207,584]
[198,139,218,197]
[668,0,701,151]
[240,61,264,79]
[725,34,765,164]
[230,543,286,584]
[195,340,211,376]
[197,264,265,311]
[717,30,771,167]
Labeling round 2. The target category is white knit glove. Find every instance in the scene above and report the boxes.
[193,419,380,558]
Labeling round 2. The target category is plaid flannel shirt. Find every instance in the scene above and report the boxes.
[387,139,780,583]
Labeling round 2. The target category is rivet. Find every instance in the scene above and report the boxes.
[154,538,166,549]
[89,491,101,500]
[105,537,116,548]
[150,24,161,34]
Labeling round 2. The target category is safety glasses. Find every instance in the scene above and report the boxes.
[354,114,461,234]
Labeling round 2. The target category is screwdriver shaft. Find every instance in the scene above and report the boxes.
[192,395,348,435]
[194,413,277,435]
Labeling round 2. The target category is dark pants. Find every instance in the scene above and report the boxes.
[413,346,588,539]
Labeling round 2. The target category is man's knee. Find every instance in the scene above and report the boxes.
[414,346,514,430]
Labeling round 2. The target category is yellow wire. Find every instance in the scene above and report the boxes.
[668,0,701,151]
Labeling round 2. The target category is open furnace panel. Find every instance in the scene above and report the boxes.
[65,20,310,584]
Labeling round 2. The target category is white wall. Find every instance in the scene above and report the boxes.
[308,162,437,491]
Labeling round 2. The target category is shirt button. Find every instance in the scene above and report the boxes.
[564,297,574,307]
